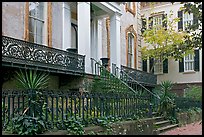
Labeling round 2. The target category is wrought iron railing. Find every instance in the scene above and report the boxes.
[90,58,154,114]
[2,89,151,130]
[112,63,161,112]
[121,65,157,86]
[2,36,85,75]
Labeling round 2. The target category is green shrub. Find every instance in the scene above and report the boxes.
[184,85,202,101]
[6,114,46,135]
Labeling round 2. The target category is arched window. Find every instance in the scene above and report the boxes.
[127,33,134,67]
[126,25,137,68]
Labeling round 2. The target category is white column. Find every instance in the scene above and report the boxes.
[62,2,71,51]
[77,2,91,74]
[110,13,121,72]
[97,19,103,61]
[91,19,98,60]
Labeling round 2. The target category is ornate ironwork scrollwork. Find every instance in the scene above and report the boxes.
[2,36,85,74]
[121,66,157,86]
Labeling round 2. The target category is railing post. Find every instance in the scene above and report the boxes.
[148,103,153,118]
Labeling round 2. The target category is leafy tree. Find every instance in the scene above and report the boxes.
[141,2,202,72]
[141,10,190,72]
[179,2,202,50]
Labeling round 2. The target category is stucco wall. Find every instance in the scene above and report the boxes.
[141,2,202,85]
[157,50,202,84]
[2,2,25,40]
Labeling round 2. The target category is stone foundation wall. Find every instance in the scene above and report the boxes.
[176,110,202,127]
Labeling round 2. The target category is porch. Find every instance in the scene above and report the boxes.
[2,35,85,75]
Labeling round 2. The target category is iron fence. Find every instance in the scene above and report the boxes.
[2,89,152,130]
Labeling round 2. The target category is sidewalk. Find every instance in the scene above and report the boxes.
[159,121,202,135]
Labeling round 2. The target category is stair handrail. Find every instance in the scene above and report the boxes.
[90,58,142,95]
[112,63,160,100]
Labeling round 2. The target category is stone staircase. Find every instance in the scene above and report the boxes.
[152,112,179,135]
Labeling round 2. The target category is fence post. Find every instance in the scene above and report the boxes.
[148,103,152,118]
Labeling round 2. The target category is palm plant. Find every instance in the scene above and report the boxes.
[158,80,176,116]
[5,69,50,135]
[14,69,50,116]
[15,69,49,90]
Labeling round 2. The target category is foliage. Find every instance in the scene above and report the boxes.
[5,69,50,135]
[180,2,202,50]
[157,81,176,117]
[167,116,178,124]
[141,10,191,72]
[63,116,85,135]
[90,67,129,93]
[6,114,46,135]
[184,85,202,101]
[14,69,49,90]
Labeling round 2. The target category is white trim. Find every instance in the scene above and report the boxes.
[154,58,163,74]
[184,53,194,72]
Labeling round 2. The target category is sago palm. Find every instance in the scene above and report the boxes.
[15,69,49,90]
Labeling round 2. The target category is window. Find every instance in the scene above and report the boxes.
[183,12,193,31]
[29,2,45,44]
[178,10,195,32]
[184,53,194,72]
[154,58,163,74]
[126,25,137,68]
[127,33,134,68]
[125,2,136,16]
[153,15,163,30]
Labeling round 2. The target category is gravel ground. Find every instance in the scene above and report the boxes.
[159,121,202,135]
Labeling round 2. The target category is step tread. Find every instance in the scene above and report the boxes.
[154,120,170,125]
[153,116,165,119]
[155,124,178,131]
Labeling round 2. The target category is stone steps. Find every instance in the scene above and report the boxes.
[153,123,179,134]
[152,112,179,135]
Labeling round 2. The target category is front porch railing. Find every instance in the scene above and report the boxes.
[121,65,157,86]
[2,36,85,75]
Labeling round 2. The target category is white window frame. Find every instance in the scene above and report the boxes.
[29,2,47,45]
[127,33,134,68]
[152,15,163,30]
[154,58,163,74]
[183,11,193,31]
[184,53,194,72]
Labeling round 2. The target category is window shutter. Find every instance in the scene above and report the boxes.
[179,58,184,72]
[149,58,154,73]
[149,17,153,29]
[178,11,183,31]
[163,59,168,73]
[142,60,147,72]
[194,49,200,71]
[141,17,147,34]
[193,14,198,24]
[162,14,167,30]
